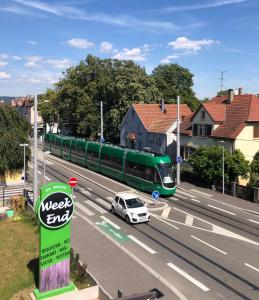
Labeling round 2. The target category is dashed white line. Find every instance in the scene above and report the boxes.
[177,190,197,198]
[190,189,213,197]
[151,214,179,230]
[190,198,201,203]
[185,215,194,226]
[161,207,171,219]
[128,235,156,254]
[191,235,227,255]
[82,190,91,196]
[248,219,259,225]
[105,196,113,201]
[207,204,236,216]
[84,200,107,214]
[76,202,95,216]
[244,263,259,273]
[100,216,120,229]
[167,262,210,292]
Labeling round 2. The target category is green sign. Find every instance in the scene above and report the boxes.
[34,182,75,299]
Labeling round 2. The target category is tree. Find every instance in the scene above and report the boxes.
[151,63,200,110]
[189,145,249,185]
[0,104,31,176]
[249,151,259,187]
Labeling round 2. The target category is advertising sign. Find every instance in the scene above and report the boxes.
[33,182,75,299]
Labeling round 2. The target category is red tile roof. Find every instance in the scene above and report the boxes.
[133,103,192,133]
[203,103,226,122]
[178,114,193,136]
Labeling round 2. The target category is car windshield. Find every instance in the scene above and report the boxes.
[125,198,144,209]
[157,163,174,187]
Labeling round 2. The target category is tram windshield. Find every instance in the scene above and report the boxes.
[157,163,175,188]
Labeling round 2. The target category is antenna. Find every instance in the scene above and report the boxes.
[219,70,227,95]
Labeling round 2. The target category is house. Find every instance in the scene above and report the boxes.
[119,100,192,159]
[180,88,259,163]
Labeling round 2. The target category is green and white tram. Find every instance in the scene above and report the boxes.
[44,134,176,196]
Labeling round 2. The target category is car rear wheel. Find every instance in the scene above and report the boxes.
[125,215,131,224]
[111,206,115,214]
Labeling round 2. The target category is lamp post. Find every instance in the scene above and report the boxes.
[219,140,225,194]
[33,94,38,209]
[176,95,180,185]
[19,143,29,192]
[43,151,50,184]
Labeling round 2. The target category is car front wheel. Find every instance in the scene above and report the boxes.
[125,215,131,224]
[111,206,115,214]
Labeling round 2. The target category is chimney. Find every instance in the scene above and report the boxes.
[227,89,234,103]
[238,87,243,95]
[160,99,166,113]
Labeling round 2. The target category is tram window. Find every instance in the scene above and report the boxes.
[126,160,145,178]
[144,167,155,182]
[87,150,99,162]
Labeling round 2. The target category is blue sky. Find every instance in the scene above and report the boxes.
[0,0,259,99]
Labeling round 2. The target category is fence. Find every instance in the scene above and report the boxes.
[0,185,33,207]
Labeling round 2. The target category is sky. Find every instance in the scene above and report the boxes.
[0,0,259,99]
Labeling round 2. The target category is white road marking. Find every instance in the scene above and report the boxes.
[190,198,201,203]
[73,195,76,198]
[105,196,113,201]
[45,176,51,181]
[161,207,171,219]
[74,211,188,300]
[100,216,120,229]
[151,214,179,230]
[207,204,236,216]
[38,171,42,175]
[82,190,91,196]
[76,202,95,216]
[191,235,227,255]
[167,262,210,292]
[88,187,92,191]
[244,263,259,273]
[248,219,259,225]
[128,235,156,254]
[185,215,194,226]
[177,190,197,198]
[84,200,107,214]
[190,189,213,197]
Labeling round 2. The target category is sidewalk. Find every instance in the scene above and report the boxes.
[178,181,259,214]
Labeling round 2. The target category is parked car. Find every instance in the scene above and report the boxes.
[111,192,150,224]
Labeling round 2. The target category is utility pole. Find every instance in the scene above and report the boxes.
[176,96,180,186]
[19,143,29,193]
[33,94,38,209]
[219,70,227,95]
[101,101,103,141]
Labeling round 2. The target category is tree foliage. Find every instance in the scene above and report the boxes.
[152,63,200,110]
[189,146,250,185]
[249,151,259,187]
[0,104,31,175]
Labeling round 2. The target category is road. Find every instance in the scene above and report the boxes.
[29,151,259,300]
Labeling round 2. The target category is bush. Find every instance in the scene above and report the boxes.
[10,195,26,212]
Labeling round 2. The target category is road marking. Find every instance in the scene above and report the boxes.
[161,207,171,219]
[128,235,156,254]
[190,189,213,197]
[76,202,95,216]
[151,214,179,230]
[191,235,227,255]
[88,187,92,191]
[82,190,91,196]
[45,176,51,181]
[177,190,197,198]
[38,171,42,175]
[185,215,194,226]
[190,198,201,203]
[244,263,259,273]
[167,262,210,292]
[84,200,107,214]
[248,219,259,225]
[207,204,236,215]
[73,195,76,198]
[94,198,111,210]
[105,196,113,201]
[100,216,120,229]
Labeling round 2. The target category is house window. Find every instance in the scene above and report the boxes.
[204,124,212,137]
[157,136,162,145]
[254,124,259,138]
[193,124,198,136]
[199,124,203,136]
[193,124,212,137]
[201,111,205,120]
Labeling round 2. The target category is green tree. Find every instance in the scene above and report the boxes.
[249,151,259,186]
[0,104,31,176]
[152,63,200,110]
[189,146,249,185]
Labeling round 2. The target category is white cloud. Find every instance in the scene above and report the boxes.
[0,54,8,60]
[169,36,219,52]
[0,72,11,79]
[18,71,60,85]
[100,41,113,53]
[160,55,179,64]
[0,61,8,67]
[67,38,95,49]
[46,59,74,69]
[114,48,146,61]
[12,56,22,61]
[24,56,42,68]
[25,40,37,45]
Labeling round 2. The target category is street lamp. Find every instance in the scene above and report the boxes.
[43,151,50,184]
[218,140,225,194]
[19,143,29,192]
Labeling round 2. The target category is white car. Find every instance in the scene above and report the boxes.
[111,192,150,224]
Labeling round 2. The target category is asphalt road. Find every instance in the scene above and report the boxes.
[30,151,259,300]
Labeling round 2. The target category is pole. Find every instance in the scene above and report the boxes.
[43,152,46,185]
[33,94,38,209]
[222,146,225,195]
[101,101,103,140]
[176,96,180,186]
[23,145,26,191]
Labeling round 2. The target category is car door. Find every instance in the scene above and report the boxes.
[117,198,127,218]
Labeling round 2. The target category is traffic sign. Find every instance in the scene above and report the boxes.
[176,156,183,164]
[68,177,78,187]
[152,190,160,200]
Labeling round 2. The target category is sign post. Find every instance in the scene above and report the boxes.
[152,190,160,201]
[33,182,75,299]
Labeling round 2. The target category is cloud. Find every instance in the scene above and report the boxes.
[24,56,42,68]
[0,61,8,67]
[67,38,95,49]
[25,40,37,45]
[0,72,11,79]
[12,56,22,61]
[18,71,60,85]
[169,36,219,51]
[160,55,179,64]
[14,0,63,16]
[0,54,8,60]
[46,59,74,69]
[100,41,114,53]
[156,0,249,13]
[114,48,146,61]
